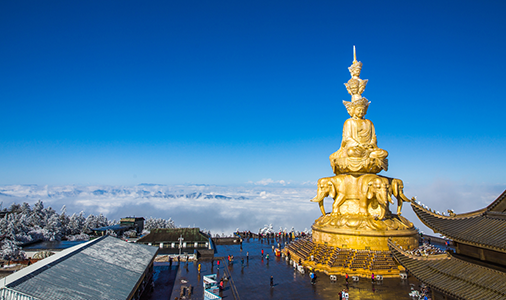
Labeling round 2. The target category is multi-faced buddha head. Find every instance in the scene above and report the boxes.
[348,61,362,78]
[345,78,360,95]
[343,98,370,118]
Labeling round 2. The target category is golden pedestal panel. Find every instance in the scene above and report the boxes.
[312,223,419,251]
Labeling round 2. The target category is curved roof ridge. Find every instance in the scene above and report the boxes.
[411,204,506,253]
[487,189,506,212]
[411,201,485,220]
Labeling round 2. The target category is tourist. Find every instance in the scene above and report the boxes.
[261,249,264,257]
[371,272,375,283]
[345,273,349,283]
[217,260,220,269]
[241,258,244,266]
[310,272,316,284]
[246,251,249,261]
[270,276,274,288]
[198,264,201,273]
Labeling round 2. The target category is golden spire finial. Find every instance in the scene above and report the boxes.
[345,45,367,101]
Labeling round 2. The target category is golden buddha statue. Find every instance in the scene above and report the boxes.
[311,47,415,233]
[330,51,388,175]
[302,47,419,261]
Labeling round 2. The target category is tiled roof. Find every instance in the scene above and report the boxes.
[388,240,506,300]
[0,236,158,300]
[137,228,208,243]
[411,190,506,253]
[486,190,506,213]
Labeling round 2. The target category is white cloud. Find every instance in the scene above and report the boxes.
[0,181,503,236]
[252,178,291,186]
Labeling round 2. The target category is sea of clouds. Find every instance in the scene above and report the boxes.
[0,179,504,236]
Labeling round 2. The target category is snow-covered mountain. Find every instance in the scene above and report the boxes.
[0,185,238,200]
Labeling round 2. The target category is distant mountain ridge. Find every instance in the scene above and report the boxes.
[0,185,245,201]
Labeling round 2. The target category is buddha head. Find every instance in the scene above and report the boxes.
[343,98,370,118]
[348,61,362,78]
[345,78,360,95]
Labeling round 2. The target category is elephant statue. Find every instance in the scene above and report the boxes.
[310,174,413,220]
[310,176,345,216]
[390,178,413,215]
[361,175,394,219]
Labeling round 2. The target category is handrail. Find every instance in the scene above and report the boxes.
[222,259,240,300]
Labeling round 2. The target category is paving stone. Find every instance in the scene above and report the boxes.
[147,238,421,299]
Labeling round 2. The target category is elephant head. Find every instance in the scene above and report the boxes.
[311,177,337,216]
[365,177,393,219]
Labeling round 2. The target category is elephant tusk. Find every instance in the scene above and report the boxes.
[310,197,321,202]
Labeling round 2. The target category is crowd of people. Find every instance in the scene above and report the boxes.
[405,242,446,256]
[409,283,432,299]
[235,229,309,240]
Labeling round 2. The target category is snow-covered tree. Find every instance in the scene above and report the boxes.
[144,217,176,232]
[45,214,63,241]
[123,229,137,238]
[20,202,31,215]
[0,240,26,261]
[59,205,70,236]
[68,212,86,235]
[0,217,7,234]
[105,229,117,237]
[0,200,173,246]
[30,200,46,228]
[66,233,89,241]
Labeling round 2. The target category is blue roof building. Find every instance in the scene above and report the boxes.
[0,236,158,300]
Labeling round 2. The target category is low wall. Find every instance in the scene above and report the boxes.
[212,237,241,245]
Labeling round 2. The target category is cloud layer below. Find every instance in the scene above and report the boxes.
[0,180,504,236]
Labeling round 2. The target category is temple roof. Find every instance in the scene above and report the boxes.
[411,190,506,253]
[137,228,208,243]
[388,240,506,300]
[0,236,158,300]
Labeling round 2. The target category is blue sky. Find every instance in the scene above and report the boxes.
[1,0,506,197]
